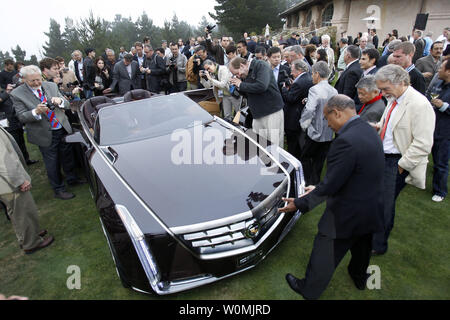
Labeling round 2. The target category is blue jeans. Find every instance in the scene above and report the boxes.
[84,89,94,99]
[372,155,408,253]
[432,138,450,197]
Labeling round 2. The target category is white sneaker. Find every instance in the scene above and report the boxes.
[432,195,444,202]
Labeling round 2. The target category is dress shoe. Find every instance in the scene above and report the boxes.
[39,229,48,237]
[67,178,87,186]
[26,159,39,165]
[348,268,367,290]
[285,273,313,300]
[54,190,76,200]
[24,235,54,254]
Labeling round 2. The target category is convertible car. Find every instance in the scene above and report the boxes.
[66,89,305,295]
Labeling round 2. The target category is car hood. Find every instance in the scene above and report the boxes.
[109,121,289,229]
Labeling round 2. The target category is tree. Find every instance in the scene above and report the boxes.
[210,0,289,35]
[11,45,26,62]
[0,51,13,69]
[76,11,112,53]
[42,19,67,58]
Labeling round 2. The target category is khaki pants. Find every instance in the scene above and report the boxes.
[252,109,285,148]
[222,95,241,121]
[0,190,42,250]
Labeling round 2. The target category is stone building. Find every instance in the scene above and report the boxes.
[280,0,450,41]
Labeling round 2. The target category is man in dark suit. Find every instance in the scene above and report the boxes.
[132,42,147,90]
[287,32,299,47]
[281,59,313,160]
[360,48,379,77]
[355,76,386,123]
[391,41,426,95]
[370,29,379,49]
[142,47,167,94]
[205,31,230,66]
[335,45,363,100]
[104,54,141,96]
[412,30,425,64]
[11,65,84,200]
[82,48,96,99]
[267,47,291,92]
[280,94,385,300]
[265,35,273,48]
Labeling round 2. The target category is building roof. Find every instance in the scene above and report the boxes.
[279,0,318,17]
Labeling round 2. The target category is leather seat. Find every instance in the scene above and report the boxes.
[82,96,115,128]
[123,89,153,102]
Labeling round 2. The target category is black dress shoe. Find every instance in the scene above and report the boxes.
[54,191,76,200]
[24,235,54,254]
[67,178,87,186]
[26,160,39,165]
[285,274,312,300]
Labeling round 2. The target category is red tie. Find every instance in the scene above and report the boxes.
[380,100,398,141]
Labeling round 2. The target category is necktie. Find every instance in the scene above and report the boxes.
[380,100,398,141]
[37,89,62,130]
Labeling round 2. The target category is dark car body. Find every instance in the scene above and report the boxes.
[67,89,305,295]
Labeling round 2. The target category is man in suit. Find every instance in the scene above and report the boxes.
[300,61,338,185]
[335,45,363,104]
[281,59,313,160]
[370,29,379,49]
[133,42,147,90]
[104,54,141,96]
[287,32,299,47]
[372,64,435,255]
[142,47,167,94]
[360,48,379,77]
[416,41,444,89]
[11,66,84,200]
[0,84,37,165]
[412,30,425,64]
[83,48,96,99]
[205,31,230,66]
[0,126,54,253]
[428,57,450,203]
[265,35,273,48]
[281,94,385,300]
[268,47,291,92]
[391,41,426,95]
[355,76,386,123]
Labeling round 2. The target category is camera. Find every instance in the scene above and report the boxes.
[206,24,216,34]
[45,101,58,111]
[66,80,79,88]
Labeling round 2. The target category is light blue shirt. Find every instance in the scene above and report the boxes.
[273,64,280,81]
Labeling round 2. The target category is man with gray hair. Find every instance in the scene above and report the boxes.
[371,64,435,255]
[286,45,311,72]
[68,50,84,85]
[280,94,385,299]
[281,59,314,160]
[355,75,386,122]
[378,39,401,68]
[299,61,338,185]
[11,65,84,200]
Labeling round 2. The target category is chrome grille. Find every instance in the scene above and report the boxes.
[176,178,289,256]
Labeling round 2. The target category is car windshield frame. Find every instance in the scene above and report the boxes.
[96,94,214,146]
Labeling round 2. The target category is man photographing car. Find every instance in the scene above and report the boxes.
[228,57,284,147]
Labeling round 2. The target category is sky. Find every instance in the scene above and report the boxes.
[0,0,217,59]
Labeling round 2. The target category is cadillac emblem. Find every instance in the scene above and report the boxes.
[245,222,261,239]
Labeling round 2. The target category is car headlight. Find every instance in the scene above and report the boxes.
[276,147,305,198]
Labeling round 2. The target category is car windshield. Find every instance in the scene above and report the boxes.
[97,94,213,145]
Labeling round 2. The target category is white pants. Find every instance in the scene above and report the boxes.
[252,109,284,148]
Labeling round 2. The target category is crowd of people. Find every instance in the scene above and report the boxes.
[0,24,449,299]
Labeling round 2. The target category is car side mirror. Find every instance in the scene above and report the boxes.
[65,131,89,148]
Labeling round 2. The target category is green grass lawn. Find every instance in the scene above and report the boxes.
[0,139,449,300]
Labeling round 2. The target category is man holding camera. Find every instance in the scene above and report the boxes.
[204,26,229,66]
[11,65,84,200]
[186,45,215,90]
[229,57,284,147]
[167,43,187,93]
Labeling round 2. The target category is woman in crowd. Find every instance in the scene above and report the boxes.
[93,57,111,96]
[200,59,241,122]
[316,49,328,64]
[305,44,317,66]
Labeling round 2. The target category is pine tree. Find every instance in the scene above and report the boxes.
[210,0,289,35]
[42,19,67,58]
[11,45,26,62]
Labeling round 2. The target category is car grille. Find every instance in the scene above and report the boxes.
[173,178,289,256]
